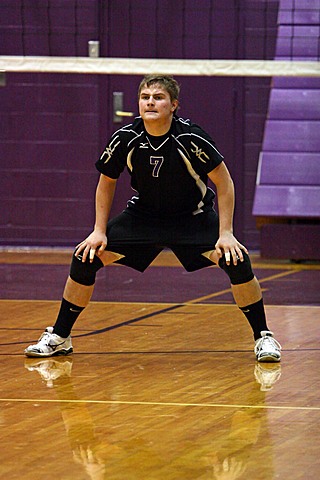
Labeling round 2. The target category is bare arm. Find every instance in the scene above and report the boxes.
[208,162,248,264]
[75,174,117,262]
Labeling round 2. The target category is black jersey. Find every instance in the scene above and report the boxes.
[96,116,224,217]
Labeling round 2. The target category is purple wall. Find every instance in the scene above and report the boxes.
[252,0,320,260]
[0,0,279,248]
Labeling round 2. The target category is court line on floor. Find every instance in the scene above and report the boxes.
[0,304,184,344]
[3,304,319,347]
[0,268,310,310]
[185,269,298,304]
[73,304,183,338]
[0,269,311,346]
[11,271,296,340]
[0,268,316,346]
[1,299,319,308]
[0,397,319,411]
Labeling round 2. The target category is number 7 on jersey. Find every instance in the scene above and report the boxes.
[150,156,164,177]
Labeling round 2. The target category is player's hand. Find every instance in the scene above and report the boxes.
[215,231,248,265]
[75,231,108,263]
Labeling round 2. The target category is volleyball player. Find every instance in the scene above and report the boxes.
[24,75,281,362]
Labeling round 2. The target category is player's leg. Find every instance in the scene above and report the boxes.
[58,211,162,331]
[53,249,123,335]
[170,211,281,362]
[210,250,281,362]
[24,211,162,357]
[24,249,120,358]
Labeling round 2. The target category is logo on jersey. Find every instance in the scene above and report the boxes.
[100,136,120,163]
[191,142,209,163]
[139,143,149,149]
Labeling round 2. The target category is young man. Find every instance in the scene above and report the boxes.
[25,75,281,362]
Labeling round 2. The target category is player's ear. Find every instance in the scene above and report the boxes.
[171,100,179,112]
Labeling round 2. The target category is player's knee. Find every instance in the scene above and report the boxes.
[218,251,254,285]
[69,251,104,286]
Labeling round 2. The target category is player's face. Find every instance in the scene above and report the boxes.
[139,84,178,126]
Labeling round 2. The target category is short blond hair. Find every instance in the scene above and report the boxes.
[138,75,180,104]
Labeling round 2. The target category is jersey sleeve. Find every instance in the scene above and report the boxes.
[95,130,128,179]
[189,124,224,173]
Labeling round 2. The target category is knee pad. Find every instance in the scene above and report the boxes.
[69,251,104,286]
[218,251,254,285]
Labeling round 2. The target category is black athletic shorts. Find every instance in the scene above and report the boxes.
[106,208,220,272]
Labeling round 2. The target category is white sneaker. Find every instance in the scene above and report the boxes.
[24,327,73,358]
[254,330,281,363]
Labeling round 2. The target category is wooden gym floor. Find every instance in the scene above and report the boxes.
[0,248,319,480]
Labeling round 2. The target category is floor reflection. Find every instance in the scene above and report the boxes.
[24,357,281,480]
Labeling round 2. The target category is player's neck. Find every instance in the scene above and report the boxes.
[143,117,172,136]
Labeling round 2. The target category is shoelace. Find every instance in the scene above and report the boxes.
[38,332,52,344]
[258,336,281,352]
[35,332,59,349]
